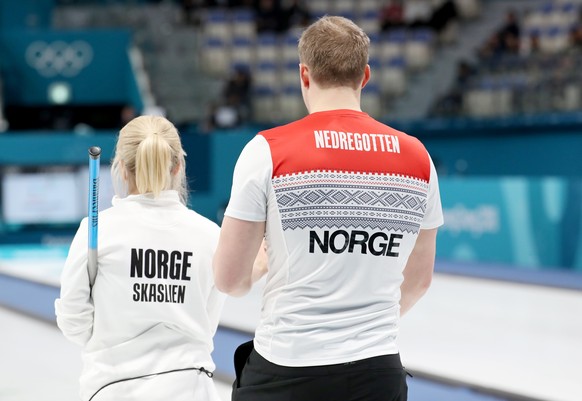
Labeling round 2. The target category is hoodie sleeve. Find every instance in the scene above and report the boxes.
[205,223,226,335]
[54,218,94,346]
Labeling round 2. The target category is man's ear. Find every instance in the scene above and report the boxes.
[361,64,371,89]
[300,64,310,88]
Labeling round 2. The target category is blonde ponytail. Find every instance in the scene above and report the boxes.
[135,133,172,198]
[112,115,188,204]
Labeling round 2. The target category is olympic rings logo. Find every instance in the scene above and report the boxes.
[25,40,93,78]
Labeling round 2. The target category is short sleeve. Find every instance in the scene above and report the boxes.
[224,135,273,222]
[421,155,444,229]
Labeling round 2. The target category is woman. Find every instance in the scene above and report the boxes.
[55,115,225,401]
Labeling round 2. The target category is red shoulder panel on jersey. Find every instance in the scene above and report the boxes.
[259,110,431,182]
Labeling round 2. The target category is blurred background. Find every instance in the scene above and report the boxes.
[0,0,581,400]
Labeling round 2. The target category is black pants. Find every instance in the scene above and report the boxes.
[232,341,408,401]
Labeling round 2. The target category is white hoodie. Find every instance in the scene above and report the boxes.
[55,191,225,401]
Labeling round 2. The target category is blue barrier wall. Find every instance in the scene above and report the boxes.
[391,114,582,178]
[0,130,209,186]
[422,131,582,178]
[438,177,582,270]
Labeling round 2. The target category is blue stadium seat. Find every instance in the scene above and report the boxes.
[358,10,380,34]
[378,30,406,62]
[280,86,305,121]
[281,60,299,88]
[361,82,382,117]
[203,9,231,41]
[404,28,434,70]
[201,37,230,76]
[282,33,300,63]
[253,61,278,90]
[231,37,254,68]
[256,33,279,64]
[252,86,279,123]
[377,57,407,96]
[232,8,256,40]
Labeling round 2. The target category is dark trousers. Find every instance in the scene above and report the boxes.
[232,341,408,401]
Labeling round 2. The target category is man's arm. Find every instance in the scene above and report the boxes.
[213,216,266,297]
[251,238,269,283]
[400,228,438,317]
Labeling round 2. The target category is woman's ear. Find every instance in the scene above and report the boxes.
[120,160,128,182]
[171,161,181,176]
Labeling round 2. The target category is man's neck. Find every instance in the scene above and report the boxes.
[307,86,362,114]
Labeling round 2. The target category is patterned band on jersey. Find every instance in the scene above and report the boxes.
[273,170,429,233]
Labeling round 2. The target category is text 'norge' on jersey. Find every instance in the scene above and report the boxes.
[129,248,193,303]
[309,230,403,257]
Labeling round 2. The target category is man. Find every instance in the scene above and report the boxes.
[213,16,443,401]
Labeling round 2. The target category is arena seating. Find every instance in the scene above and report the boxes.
[47,0,485,125]
[432,0,582,118]
[198,0,481,123]
[20,0,582,124]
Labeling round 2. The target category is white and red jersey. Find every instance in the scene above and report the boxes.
[225,109,443,367]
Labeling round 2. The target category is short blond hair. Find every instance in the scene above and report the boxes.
[298,16,370,89]
[112,115,188,204]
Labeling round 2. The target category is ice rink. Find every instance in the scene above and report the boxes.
[1,246,582,401]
